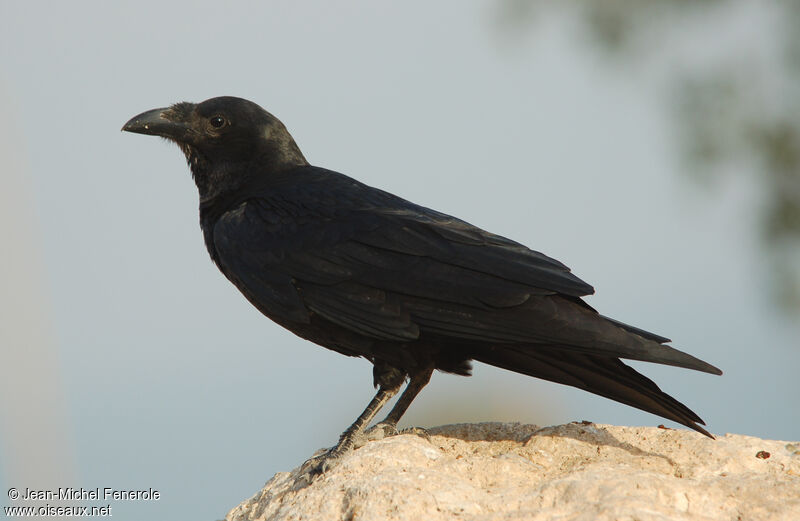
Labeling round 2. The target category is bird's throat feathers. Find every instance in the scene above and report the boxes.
[182,144,248,204]
[183,138,307,204]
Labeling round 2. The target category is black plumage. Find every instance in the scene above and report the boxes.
[123,96,721,473]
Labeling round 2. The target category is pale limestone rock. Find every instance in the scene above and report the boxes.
[225,422,800,521]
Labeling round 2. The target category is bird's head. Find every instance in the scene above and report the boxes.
[123,96,307,198]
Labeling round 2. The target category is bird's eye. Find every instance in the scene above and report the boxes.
[209,115,227,128]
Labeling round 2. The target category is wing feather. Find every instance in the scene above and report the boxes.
[209,173,719,375]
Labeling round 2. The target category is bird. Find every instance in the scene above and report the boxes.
[122,96,721,476]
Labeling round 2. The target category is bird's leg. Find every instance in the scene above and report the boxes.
[296,363,405,482]
[366,365,434,440]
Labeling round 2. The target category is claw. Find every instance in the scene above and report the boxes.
[365,423,429,443]
[364,422,399,441]
[295,448,348,487]
[398,426,430,440]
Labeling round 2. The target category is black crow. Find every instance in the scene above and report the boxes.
[123,96,721,475]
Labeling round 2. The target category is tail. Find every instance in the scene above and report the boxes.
[474,345,715,438]
[536,297,722,374]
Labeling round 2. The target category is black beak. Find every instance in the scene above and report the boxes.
[122,107,189,140]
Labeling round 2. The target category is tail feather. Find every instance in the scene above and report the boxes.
[599,314,671,344]
[474,345,713,438]
[539,298,722,375]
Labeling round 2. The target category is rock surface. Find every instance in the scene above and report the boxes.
[225,422,800,521]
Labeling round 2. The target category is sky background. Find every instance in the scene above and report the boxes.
[1,2,797,520]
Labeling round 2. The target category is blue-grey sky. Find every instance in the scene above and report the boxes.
[1,2,797,520]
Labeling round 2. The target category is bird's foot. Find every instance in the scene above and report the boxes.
[294,428,374,487]
[294,443,354,488]
[293,425,429,487]
[364,423,430,443]
[363,422,398,442]
[398,425,430,440]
